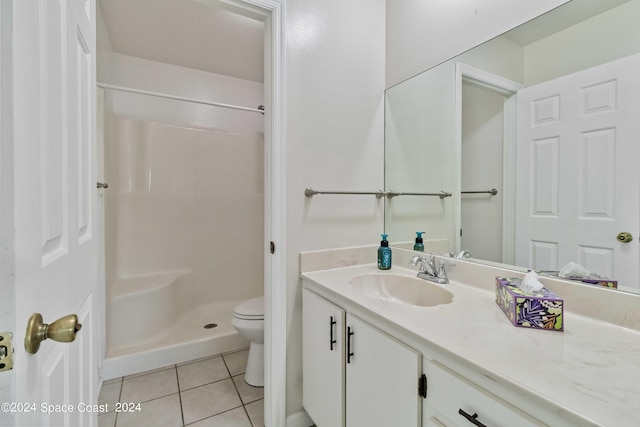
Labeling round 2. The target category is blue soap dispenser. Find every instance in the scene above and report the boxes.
[414,232,425,252]
[378,234,392,270]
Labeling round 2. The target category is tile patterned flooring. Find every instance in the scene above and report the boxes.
[98,349,263,427]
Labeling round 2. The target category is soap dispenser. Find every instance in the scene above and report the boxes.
[414,232,425,252]
[378,234,392,270]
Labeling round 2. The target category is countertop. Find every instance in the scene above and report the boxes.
[301,263,640,426]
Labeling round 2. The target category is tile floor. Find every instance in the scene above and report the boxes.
[98,349,263,427]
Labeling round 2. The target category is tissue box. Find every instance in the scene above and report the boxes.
[495,277,563,331]
[546,273,617,289]
[574,277,617,289]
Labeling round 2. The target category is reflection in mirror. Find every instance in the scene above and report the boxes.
[384,0,640,293]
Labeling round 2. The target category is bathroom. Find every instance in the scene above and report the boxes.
[4,0,640,426]
[98,0,265,374]
[96,0,269,424]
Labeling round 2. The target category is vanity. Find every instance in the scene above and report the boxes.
[300,247,640,427]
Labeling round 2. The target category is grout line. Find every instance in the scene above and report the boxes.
[243,403,254,427]
[221,352,234,378]
[174,366,185,427]
[114,377,123,427]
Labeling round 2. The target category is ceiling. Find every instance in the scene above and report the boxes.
[98,0,265,82]
[504,0,631,45]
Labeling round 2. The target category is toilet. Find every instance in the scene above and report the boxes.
[231,296,264,387]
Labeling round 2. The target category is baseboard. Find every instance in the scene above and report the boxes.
[286,410,314,427]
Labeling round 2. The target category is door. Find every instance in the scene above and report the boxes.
[8,1,98,426]
[460,81,507,263]
[302,288,345,427]
[515,52,640,291]
[346,314,421,427]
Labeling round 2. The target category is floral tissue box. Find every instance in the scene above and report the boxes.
[495,277,563,331]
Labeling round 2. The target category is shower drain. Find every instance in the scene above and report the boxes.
[203,323,218,329]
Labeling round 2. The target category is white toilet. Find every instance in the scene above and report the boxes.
[231,296,264,387]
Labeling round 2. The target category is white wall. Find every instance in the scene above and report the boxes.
[524,0,640,85]
[385,0,569,88]
[384,63,458,250]
[285,0,386,419]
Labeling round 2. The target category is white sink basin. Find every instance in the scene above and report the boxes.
[349,273,453,307]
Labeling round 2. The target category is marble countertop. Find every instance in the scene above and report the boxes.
[301,263,640,426]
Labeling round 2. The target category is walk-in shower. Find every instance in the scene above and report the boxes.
[99,70,265,379]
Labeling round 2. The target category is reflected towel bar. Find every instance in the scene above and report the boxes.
[386,191,452,199]
[462,188,498,196]
[304,188,386,198]
[304,188,452,199]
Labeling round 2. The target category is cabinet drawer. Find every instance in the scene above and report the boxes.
[428,362,543,427]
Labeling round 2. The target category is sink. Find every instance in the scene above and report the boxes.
[349,273,453,307]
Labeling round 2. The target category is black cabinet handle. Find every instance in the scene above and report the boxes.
[329,316,337,350]
[458,409,487,427]
[346,326,354,363]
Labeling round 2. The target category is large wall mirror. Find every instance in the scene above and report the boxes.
[385,0,640,294]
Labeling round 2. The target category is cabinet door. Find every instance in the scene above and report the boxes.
[346,314,422,427]
[303,289,345,427]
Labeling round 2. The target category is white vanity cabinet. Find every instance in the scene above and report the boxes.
[302,288,345,427]
[303,288,423,427]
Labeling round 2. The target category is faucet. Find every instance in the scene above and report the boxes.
[453,250,471,260]
[409,254,448,284]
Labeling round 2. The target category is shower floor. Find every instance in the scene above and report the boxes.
[103,299,249,380]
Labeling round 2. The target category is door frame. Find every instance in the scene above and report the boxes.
[0,1,16,423]
[455,63,522,264]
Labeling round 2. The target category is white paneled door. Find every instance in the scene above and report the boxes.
[516,52,640,291]
[10,0,98,426]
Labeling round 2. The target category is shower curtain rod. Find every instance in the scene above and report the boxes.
[96,83,265,114]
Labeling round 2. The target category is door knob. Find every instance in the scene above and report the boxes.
[617,232,633,243]
[97,182,109,189]
[24,313,82,354]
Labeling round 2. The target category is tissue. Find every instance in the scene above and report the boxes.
[557,262,618,289]
[559,262,590,278]
[520,271,544,294]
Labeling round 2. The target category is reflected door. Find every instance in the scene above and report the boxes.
[515,52,640,291]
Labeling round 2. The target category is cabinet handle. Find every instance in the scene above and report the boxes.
[458,409,487,427]
[347,326,354,363]
[329,316,337,350]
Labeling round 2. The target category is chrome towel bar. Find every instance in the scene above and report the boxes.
[304,187,452,199]
[461,188,498,196]
[304,188,386,198]
[385,191,451,199]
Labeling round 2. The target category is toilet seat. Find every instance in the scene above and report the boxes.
[233,296,264,320]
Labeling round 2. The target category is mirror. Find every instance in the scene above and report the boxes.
[384,0,640,294]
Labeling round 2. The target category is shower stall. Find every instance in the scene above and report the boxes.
[98,53,265,379]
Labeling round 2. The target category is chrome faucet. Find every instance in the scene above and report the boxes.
[454,250,471,260]
[409,254,449,284]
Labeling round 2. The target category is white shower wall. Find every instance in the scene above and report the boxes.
[100,50,265,376]
[105,116,264,302]
[98,50,264,297]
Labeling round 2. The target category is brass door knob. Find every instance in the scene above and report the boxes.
[617,232,633,243]
[24,313,82,354]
